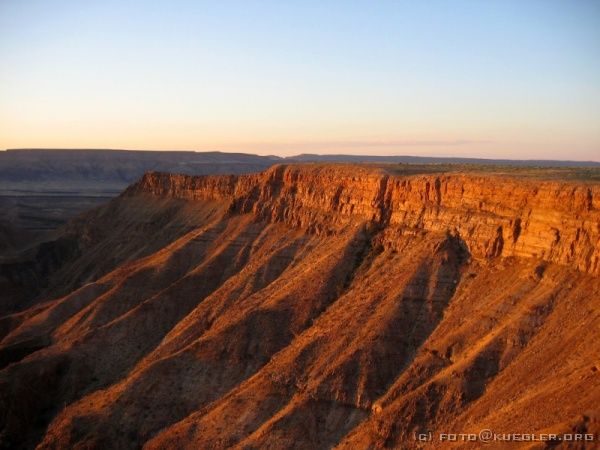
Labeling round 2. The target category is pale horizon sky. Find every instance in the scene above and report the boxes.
[1,1,599,161]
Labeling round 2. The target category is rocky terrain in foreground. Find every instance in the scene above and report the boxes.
[0,164,599,449]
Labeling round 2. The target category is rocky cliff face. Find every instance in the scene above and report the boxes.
[129,165,600,275]
[1,164,599,450]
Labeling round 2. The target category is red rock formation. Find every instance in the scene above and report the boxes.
[129,165,600,275]
[0,164,598,450]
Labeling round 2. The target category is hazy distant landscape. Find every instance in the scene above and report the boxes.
[0,149,279,235]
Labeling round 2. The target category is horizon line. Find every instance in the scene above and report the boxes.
[2,147,599,164]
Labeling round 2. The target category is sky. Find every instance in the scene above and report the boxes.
[0,0,599,160]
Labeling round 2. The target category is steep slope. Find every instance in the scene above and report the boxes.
[1,164,599,449]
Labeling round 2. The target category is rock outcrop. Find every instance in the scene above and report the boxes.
[1,164,599,450]
[128,165,600,275]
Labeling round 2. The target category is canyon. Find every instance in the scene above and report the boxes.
[0,164,599,449]
[0,149,279,235]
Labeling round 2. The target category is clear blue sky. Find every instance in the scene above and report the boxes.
[1,0,599,160]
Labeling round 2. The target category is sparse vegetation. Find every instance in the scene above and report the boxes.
[382,163,600,182]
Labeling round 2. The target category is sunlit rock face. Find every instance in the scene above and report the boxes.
[1,164,599,450]
[131,165,600,274]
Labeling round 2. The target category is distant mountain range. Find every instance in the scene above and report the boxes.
[0,149,280,190]
[2,148,599,190]
[290,153,600,166]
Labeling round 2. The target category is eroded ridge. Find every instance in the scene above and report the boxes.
[129,165,600,275]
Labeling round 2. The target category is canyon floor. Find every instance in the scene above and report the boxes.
[1,164,599,449]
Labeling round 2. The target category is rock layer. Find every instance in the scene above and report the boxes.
[0,164,599,450]
[129,165,600,275]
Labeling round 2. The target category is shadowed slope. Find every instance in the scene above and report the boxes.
[0,164,598,449]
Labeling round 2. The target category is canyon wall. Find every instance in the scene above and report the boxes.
[127,165,600,276]
[3,163,599,449]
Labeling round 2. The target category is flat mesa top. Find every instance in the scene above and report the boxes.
[375,163,600,183]
[263,162,600,185]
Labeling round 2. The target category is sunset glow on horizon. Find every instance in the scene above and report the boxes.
[1,1,599,161]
